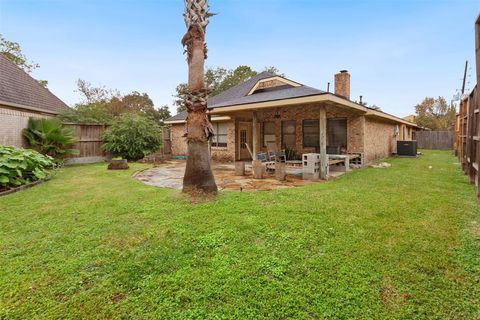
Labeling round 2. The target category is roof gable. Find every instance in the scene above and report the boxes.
[207,71,325,109]
[207,71,277,107]
[166,71,325,122]
[0,54,70,114]
[247,76,301,95]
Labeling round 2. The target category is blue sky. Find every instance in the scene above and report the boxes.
[0,0,478,117]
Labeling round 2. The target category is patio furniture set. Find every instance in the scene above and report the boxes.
[240,142,362,181]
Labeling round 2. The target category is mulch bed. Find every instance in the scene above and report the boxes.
[0,179,48,197]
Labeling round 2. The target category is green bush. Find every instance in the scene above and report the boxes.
[22,118,79,161]
[0,146,55,189]
[102,113,162,160]
[285,147,301,160]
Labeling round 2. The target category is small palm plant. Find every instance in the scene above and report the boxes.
[22,118,79,161]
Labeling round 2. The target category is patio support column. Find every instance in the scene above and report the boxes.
[319,106,328,179]
[251,110,264,179]
[252,111,258,158]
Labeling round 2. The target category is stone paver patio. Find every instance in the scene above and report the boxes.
[134,160,338,191]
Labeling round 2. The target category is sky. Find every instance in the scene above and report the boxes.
[0,0,478,117]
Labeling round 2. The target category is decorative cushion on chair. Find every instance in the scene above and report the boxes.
[257,152,268,162]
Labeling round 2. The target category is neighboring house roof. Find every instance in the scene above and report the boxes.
[165,71,417,128]
[166,111,187,123]
[403,115,416,123]
[0,53,70,114]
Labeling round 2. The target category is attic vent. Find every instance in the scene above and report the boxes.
[248,76,301,95]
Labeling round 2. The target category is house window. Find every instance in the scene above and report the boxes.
[327,118,347,149]
[212,122,228,147]
[263,122,276,147]
[303,120,319,148]
[282,120,296,149]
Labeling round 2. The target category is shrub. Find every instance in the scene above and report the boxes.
[102,113,162,160]
[285,147,301,160]
[22,118,79,161]
[0,146,55,190]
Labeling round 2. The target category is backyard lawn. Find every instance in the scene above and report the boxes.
[0,150,479,319]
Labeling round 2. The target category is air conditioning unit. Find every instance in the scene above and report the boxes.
[397,140,417,157]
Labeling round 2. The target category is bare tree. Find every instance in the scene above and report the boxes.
[181,0,217,193]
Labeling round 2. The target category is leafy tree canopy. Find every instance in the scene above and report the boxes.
[414,96,456,130]
[174,65,283,113]
[0,34,48,87]
[58,80,171,125]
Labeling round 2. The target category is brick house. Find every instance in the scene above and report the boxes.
[165,70,417,165]
[0,54,70,147]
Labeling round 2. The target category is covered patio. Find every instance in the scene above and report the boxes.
[210,98,367,179]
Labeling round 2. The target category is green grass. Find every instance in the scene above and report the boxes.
[0,150,479,319]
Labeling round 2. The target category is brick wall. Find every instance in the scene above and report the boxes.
[364,118,396,164]
[0,105,51,147]
[170,121,236,162]
[211,121,235,162]
[168,104,413,164]
[170,124,187,156]
[255,104,365,156]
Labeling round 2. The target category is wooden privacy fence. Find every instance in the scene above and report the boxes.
[63,123,109,164]
[454,15,480,200]
[63,123,170,164]
[456,88,479,199]
[415,131,453,149]
[162,126,172,155]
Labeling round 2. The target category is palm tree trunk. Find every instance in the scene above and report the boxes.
[181,0,217,193]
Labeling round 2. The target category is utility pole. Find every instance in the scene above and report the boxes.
[461,60,468,95]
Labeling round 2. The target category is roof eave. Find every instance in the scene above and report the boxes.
[209,93,367,114]
[365,109,419,128]
[165,115,232,125]
[164,120,186,124]
[0,99,61,115]
[209,93,418,127]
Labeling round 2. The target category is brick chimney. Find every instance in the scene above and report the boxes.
[334,70,350,100]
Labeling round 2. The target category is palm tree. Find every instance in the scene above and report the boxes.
[181,0,217,193]
[22,118,79,162]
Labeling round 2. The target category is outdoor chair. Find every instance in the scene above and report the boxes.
[276,150,287,163]
[245,144,275,172]
[266,141,286,163]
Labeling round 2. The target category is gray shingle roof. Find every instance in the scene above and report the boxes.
[0,54,70,114]
[166,71,325,122]
[209,85,324,108]
[166,111,187,122]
